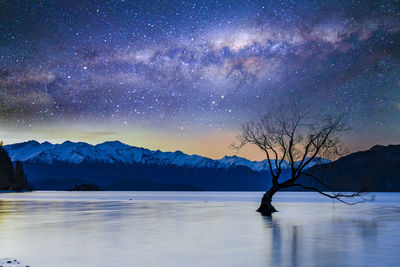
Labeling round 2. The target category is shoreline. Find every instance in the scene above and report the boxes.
[0,189,32,193]
[0,258,26,266]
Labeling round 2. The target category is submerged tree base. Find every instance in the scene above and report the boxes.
[257,188,279,216]
[257,202,277,216]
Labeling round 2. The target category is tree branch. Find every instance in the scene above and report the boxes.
[289,183,367,205]
[301,172,333,190]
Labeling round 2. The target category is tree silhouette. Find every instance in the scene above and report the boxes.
[234,97,366,216]
[0,147,30,190]
[0,147,15,188]
[14,161,28,187]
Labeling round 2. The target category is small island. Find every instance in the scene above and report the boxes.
[67,183,102,191]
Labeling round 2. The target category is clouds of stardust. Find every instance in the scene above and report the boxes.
[1,0,400,134]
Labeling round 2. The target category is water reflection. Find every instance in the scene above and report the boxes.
[0,192,399,267]
[260,205,390,267]
[261,217,300,267]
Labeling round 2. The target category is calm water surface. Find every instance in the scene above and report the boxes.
[0,191,399,267]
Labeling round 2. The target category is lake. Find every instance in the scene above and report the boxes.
[0,191,399,267]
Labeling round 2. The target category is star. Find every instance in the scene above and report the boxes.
[0,0,399,158]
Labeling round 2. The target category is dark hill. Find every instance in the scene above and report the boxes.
[0,147,30,191]
[301,144,400,191]
[22,161,278,191]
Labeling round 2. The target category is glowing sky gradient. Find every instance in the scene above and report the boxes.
[1,0,400,160]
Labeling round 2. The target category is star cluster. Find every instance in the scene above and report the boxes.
[1,0,400,156]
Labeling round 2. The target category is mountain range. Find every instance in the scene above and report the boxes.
[4,140,280,172]
[4,140,290,190]
[3,141,399,191]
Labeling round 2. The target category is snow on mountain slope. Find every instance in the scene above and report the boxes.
[3,140,54,162]
[94,141,217,167]
[3,140,328,172]
[217,155,288,172]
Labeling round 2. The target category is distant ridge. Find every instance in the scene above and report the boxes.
[3,141,400,191]
[4,140,291,172]
[2,140,305,191]
[302,144,400,192]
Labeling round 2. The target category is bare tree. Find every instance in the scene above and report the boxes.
[233,98,366,216]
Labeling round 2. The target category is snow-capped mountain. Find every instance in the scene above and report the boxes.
[3,140,327,172]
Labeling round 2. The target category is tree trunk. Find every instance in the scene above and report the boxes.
[257,186,278,216]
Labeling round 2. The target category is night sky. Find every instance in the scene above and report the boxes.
[1,0,399,159]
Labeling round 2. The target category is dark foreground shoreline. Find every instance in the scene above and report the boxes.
[0,258,28,267]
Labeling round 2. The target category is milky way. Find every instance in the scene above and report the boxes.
[1,0,400,158]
